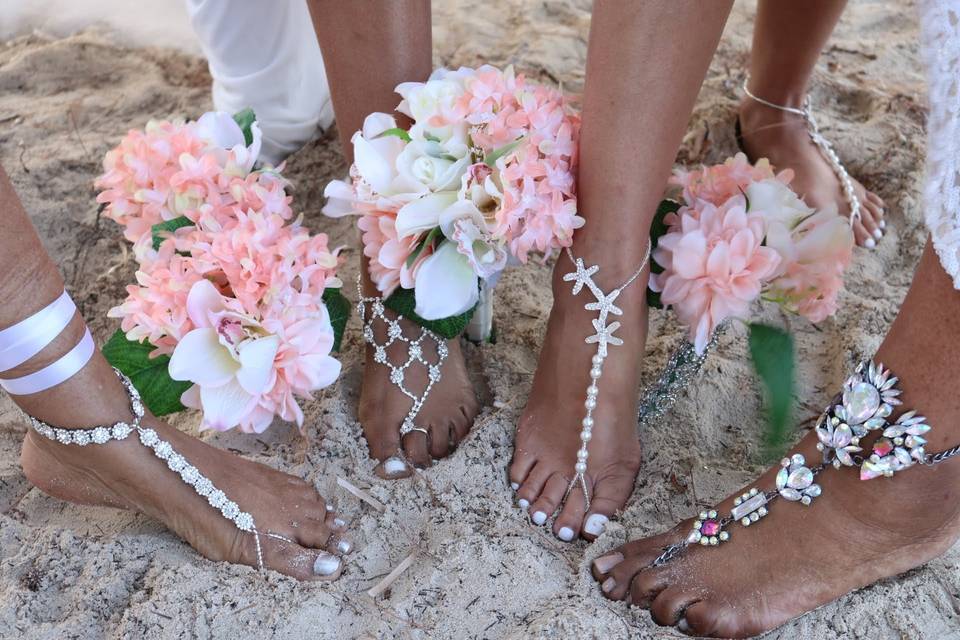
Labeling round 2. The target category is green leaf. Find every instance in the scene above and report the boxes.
[748,322,795,459]
[101,329,192,417]
[151,216,194,251]
[322,287,351,352]
[375,127,412,143]
[232,108,257,146]
[406,227,442,268]
[646,199,681,308]
[384,287,476,339]
[484,138,524,167]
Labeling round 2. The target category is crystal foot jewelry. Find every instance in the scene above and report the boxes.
[741,77,866,234]
[25,368,341,576]
[561,240,652,511]
[356,277,449,442]
[650,360,960,567]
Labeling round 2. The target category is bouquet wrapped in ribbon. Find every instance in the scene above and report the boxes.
[323,65,582,337]
[96,111,348,433]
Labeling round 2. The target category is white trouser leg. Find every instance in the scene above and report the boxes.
[185,0,334,165]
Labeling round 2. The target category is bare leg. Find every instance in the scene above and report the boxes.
[510,1,733,541]
[592,240,960,637]
[2,165,349,579]
[306,1,479,477]
[739,0,886,247]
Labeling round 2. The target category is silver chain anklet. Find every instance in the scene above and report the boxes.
[25,368,339,575]
[560,241,652,511]
[356,277,449,440]
[742,77,863,227]
[651,360,960,567]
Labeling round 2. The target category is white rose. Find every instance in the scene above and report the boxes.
[395,139,470,193]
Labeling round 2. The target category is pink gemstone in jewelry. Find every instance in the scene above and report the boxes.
[701,520,721,536]
[872,437,894,457]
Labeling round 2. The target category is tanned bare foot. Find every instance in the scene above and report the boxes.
[738,98,886,248]
[510,251,650,542]
[359,309,479,479]
[592,243,960,637]
[20,414,352,580]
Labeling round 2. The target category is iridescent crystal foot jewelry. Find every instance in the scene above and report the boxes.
[356,277,449,440]
[740,77,865,232]
[25,368,342,576]
[561,240,652,510]
[649,360,960,567]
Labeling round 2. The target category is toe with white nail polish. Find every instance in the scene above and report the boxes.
[880,219,886,229]
[511,482,519,491]
[865,237,876,248]
[873,228,883,240]
[313,552,341,576]
[532,511,547,525]
[583,513,608,537]
[383,457,409,476]
[601,577,616,593]
[518,498,530,509]
[557,526,575,541]
[333,517,346,528]
[592,552,624,574]
[337,539,352,554]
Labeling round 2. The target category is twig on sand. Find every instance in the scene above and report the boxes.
[366,549,417,599]
[337,476,385,512]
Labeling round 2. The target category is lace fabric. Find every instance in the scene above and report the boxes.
[921,0,960,289]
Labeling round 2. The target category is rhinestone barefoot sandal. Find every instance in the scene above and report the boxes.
[356,277,449,474]
[649,360,959,566]
[560,241,652,511]
[26,368,343,576]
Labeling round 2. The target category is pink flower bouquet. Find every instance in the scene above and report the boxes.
[650,153,854,354]
[97,110,348,433]
[324,65,583,334]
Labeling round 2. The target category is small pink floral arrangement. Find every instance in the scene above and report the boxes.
[324,65,583,327]
[97,111,347,433]
[650,153,854,354]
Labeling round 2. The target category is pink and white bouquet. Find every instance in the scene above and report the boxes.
[649,153,854,354]
[96,110,347,433]
[324,65,582,329]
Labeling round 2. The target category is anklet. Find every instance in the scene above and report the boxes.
[741,77,863,228]
[25,368,342,576]
[650,360,959,567]
[561,241,652,510]
[356,277,449,442]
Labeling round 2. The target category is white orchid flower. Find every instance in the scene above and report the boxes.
[413,241,479,320]
[194,111,262,174]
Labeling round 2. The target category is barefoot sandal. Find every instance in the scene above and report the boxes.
[740,77,864,231]
[650,360,960,567]
[356,277,449,450]
[561,241,652,511]
[3,292,340,576]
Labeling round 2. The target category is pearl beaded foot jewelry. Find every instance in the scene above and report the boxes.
[356,277,449,442]
[741,77,866,232]
[25,368,342,576]
[560,241,652,511]
[647,360,960,567]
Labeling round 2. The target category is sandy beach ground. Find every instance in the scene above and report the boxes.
[1,1,957,638]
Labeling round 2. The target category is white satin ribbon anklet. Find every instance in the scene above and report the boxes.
[2,291,341,576]
[554,240,651,537]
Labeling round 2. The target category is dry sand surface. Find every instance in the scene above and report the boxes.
[1,1,957,638]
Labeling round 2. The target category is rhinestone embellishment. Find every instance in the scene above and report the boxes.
[356,277,449,438]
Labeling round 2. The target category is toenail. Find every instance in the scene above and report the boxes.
[557,526,575,541]
[865,238,876,248]
[518,498,530,509]
[677,618,690,633]
[333,517,346,528]
[584,513,608,536]
[313,552,341,576]
[592,552,624,574]
[532,511,547,525]
[880,219,886,229]
[873,229,883,239]
[383,457,409,476]
[326,504,334,512]
[337,538,352,554]
[510,482,519,491]
[601,577,616,593]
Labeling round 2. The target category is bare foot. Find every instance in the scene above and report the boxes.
[510,252,649,542]
[738,98,886,248]
[20,415,352,580]
[359,309,479,479]
[592,244,960,637]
